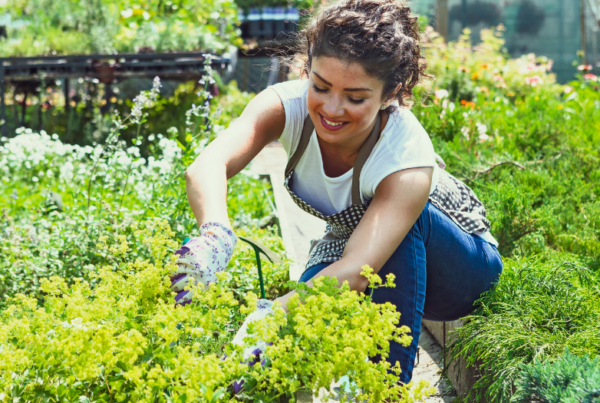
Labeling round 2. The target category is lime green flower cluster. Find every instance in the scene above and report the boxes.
[0,221,433,403]
[237,266,435,403]
[0,220,244,402]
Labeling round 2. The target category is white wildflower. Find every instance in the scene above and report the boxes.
[461,126,470,140]
[435,89,449,100]
[476,122,489,142]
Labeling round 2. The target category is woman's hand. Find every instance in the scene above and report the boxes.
[232,299,282,349]
[171,222,237,305]
[230,299,286,394]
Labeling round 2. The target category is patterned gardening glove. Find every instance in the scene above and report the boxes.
[171,222,237,305]
[231,299,285,394]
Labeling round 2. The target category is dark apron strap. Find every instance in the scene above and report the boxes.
[351,112,381,205]
[284,112,383,205]
[285,114,315,177]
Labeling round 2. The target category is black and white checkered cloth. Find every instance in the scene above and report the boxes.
[429,170,491,235]
[284,168,491,270]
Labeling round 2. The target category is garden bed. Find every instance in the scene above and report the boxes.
[412,27,600,402]
[1,23,600,402]
[0,63,436,401]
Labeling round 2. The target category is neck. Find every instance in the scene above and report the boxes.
[317,110,388,177]
[320,111,388,156]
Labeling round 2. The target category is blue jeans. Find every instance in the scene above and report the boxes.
[298,202,503,383]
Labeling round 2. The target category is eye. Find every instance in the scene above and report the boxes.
[312,84,327,93]
[348,97,365,105]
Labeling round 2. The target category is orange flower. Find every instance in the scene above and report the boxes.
[480,63,489,69]
[459,66,470,73]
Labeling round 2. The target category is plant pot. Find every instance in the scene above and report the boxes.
[92,63,118,84]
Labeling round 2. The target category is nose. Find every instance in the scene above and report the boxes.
[322,96,344,117]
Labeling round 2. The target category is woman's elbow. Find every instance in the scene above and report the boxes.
[184,159,201,184]
[185,155,210,184]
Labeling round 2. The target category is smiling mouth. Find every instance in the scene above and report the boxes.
[320,114,348,131]
[323,117,344,126]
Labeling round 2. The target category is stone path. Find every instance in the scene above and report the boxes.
[249,142,456,402]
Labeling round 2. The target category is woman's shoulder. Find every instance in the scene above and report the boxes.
[267,80,309,157]
[386,107,428,137]
[377,107,432,152]
[363,107,433,173]
[360,108,437,199]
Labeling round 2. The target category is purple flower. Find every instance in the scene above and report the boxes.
[233,380,244,394]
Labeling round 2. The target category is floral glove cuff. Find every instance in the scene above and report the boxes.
[171,222,237,305]
[230,300,285,394]
[233,299,286,360]
[232,299,275,348]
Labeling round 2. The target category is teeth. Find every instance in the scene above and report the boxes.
[324,118,344,127]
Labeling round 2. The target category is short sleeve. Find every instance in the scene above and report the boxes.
[268,80,309,158]
[361,109,438,201]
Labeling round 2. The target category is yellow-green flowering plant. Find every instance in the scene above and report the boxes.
[0,220,434,403]
[0,219,245,402]
[232,266,436,403]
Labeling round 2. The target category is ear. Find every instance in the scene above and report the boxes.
[386,83,403,102]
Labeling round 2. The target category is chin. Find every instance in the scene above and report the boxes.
[316,130,350,145]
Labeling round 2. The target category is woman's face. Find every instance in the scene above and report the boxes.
[307,56,386,148]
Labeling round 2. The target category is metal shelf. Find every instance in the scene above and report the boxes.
[0,51,232,136]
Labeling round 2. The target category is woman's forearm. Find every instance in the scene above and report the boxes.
[185,155,231,229]
[275,258,369,312]
[183,89,286,231]
[305,258,370,292]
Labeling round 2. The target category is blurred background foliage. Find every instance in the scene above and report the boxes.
[411,27,600,402]
[0,0,241,56]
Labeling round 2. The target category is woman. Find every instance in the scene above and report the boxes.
[172,0,502,384]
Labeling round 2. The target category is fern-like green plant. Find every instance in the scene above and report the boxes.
[513,350,600,403]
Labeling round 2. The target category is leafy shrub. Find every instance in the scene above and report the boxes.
[0,68,274,303]
[0,0,241,56]
[236,266,436,402]
[0,223,434,402]
[513,350,600,403]
[413,27,600,402]
[415,28,600,266]
[446,258,600,402]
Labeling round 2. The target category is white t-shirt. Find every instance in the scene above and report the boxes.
[269,79,498,245]
[270,79,439,215]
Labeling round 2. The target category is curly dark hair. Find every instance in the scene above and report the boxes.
[293,0,430,108]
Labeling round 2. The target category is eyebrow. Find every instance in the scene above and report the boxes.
[313,71,373,92]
